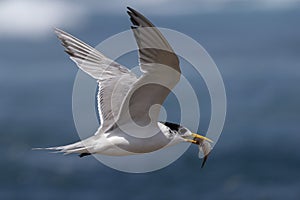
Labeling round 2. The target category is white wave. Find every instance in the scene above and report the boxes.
[0,0,299,39]
[0,0,86,39]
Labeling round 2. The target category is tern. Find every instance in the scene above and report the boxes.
[40,7,213,168]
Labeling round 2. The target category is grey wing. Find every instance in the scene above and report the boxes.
[116,8,180,126]
[127,7,180,74]
[55,28,138,132]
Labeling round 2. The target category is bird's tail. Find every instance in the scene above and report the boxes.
[33,138,94,157]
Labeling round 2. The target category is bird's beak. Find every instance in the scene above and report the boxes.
[185,133,213,144]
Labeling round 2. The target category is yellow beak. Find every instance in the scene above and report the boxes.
[187,133,213,144]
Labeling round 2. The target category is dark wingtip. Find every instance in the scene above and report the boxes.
[127,6,135,12]
[126,6,154,28]
[127,7,140,18]
[126,7,134,16]
[79,153,91,158]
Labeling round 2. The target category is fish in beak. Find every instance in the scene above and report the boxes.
[185,133,213,168]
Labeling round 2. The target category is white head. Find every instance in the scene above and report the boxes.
[159,121,213,167]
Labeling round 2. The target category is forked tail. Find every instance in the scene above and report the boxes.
[33,138,94,157]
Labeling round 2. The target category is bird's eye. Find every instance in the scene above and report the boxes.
[179,128,187,134]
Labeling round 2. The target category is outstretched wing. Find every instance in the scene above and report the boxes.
[116,8,180,127]
[55,28,137,132]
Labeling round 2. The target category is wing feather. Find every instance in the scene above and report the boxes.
[115,8,181,127]
[55,28,137,132]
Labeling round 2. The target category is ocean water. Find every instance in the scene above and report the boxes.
[0,9,300,200]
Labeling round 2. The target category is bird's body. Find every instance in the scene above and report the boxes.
[39,7,212,167]
[52,122,184,157]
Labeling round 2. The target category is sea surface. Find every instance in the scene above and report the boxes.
[0,9,300,200]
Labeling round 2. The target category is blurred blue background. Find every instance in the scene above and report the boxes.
[1,0,300,199]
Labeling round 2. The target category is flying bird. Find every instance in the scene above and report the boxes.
[39,7,213,168]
